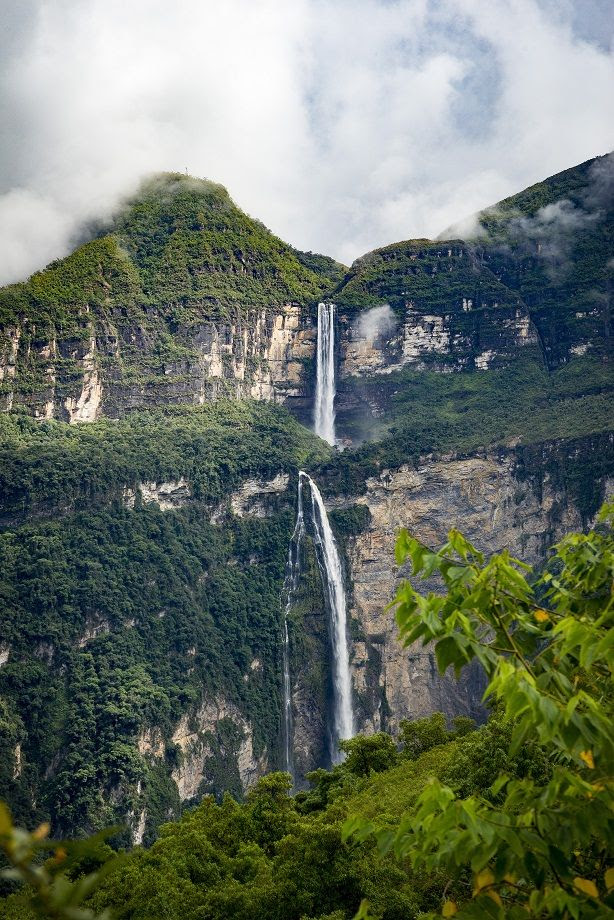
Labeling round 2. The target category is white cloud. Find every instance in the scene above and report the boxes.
[0,0,612,285]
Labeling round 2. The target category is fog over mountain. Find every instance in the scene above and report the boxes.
[0,0,613,285]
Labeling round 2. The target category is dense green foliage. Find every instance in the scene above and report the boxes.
[0,404,328,841]
[0,715,493,920]
[110,175,345,310]
[1,513,612,919]
[347,504,614,918]
[325,354,613,502]
[0,803,115,920]
[0,175,341,332]
[0,154,611,920]
[0,401,328,519]
[333,154,613,373]
[334,240,520,317]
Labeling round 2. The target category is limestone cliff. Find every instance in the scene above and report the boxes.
[0,305,317,423]
[338,434,613,738]
[171,698,267,802]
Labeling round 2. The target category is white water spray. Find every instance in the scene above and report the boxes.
[281,476,305,778]
[302,472,354,762]
[314,302,336,445]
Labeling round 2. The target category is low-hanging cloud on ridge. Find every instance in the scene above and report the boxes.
[0,0,613,287]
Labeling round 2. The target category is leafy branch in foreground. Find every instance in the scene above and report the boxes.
[344,502,614,919]
[0,802,117,919]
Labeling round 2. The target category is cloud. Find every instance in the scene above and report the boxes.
[441,152,614,279]
[507,199,601,277]
[354,304,397,344]
[0,0,612,286]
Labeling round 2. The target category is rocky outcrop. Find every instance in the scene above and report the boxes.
[0,304,317,422]
[137,728,165,758]
[229,473,290,518]
[339,301,537,379]
[122,478,191,511]
[63,332,103,422]
[171,698,266,801]
[77,617,111,647]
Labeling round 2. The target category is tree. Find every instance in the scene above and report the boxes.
[0,801,116,919]
[339,733,398,777]
[398,713,449,759]
[345,503,614,918]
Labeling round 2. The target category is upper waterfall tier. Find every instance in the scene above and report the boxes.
[314,302,337,445]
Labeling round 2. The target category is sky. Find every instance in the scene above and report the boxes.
[0,0,613,285]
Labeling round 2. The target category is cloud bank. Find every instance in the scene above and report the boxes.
[0,0,613,285]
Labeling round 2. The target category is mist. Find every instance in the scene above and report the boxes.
[354,305,397,344]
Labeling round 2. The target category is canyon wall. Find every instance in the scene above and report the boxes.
[0,304,317,423]
[284,433,613,770]
[343,435,612,737]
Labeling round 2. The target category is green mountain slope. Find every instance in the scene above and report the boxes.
[331,155,612,446]
[0,174,344,419]
[0,155,611,849]
[447,153,614,367]
[0,405,328,842]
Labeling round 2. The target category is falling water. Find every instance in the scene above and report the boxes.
[314,302,336,445]
[303,472,354,762]
[281,305,350,771]
[280,475,305,778]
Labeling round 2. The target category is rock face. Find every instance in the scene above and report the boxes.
[171,698,266,801]
[122,479,191,511]
[338,436,612,738]
[337,246,540,380]
[229,473,290,518]
[0,305,317,423]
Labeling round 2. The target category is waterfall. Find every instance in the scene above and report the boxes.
[280,475,305,778]
[280,472,354,774]
[314,302,336,445]
[302,472,354,762]
[281,300,351,770]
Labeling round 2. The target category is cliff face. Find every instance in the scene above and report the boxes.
[0,304,316,422]
[343,437,611,736]
[286,432,613,770]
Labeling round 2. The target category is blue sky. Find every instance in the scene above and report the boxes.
[0,0,612,283]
